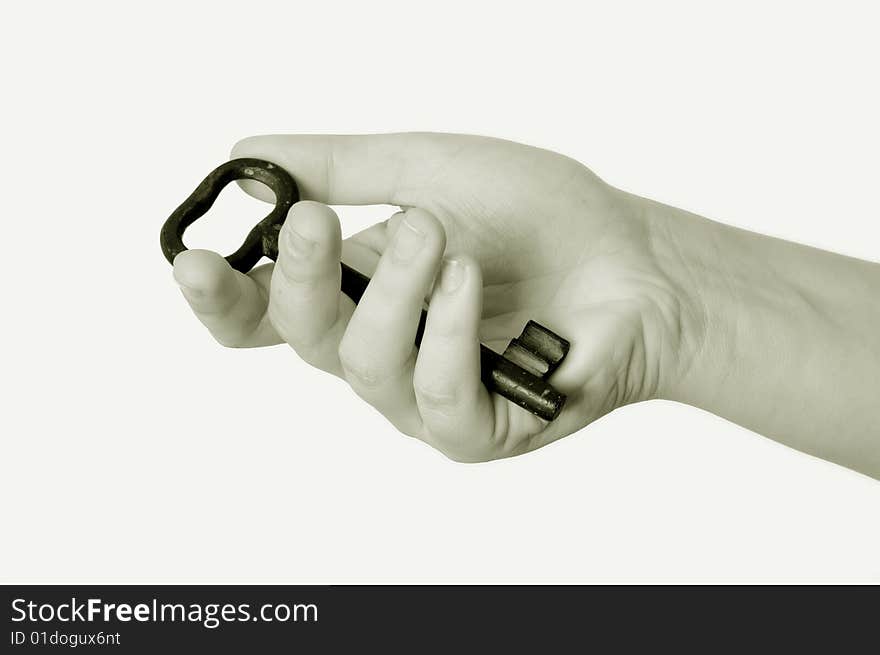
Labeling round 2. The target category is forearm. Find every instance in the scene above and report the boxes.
[646,196,880,478]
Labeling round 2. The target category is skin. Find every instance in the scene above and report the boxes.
[172,133,880,477]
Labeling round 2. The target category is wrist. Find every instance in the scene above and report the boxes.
[623,190,880,478]
[641,198,747,407]
[644,198,838,413]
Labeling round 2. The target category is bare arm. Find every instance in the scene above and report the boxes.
[171,132,880,477]
[647,197,880,477]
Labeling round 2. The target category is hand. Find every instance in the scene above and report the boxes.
[172,133,698,461]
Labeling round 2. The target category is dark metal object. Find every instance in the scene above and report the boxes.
[161,158,298,272]
[161,158,570,421]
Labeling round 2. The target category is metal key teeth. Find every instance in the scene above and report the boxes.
[502,321,570,380]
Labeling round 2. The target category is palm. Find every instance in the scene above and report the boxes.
[338,137,681,449]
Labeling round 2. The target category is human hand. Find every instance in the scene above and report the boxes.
[172,133,698,461]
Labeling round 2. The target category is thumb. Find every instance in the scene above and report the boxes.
[230,132,465,206]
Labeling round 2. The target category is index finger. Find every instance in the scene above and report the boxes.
[173,249,280,348]
[230,132,464,206]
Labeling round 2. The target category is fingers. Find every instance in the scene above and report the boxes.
[173,249,280,347]
[337,208,446,434]
[269,201,354,374]
[413,255,497,461]
[230,133,462,205]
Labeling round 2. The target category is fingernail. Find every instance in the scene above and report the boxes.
[286,227,315,259]
[392,216,425,262]
[438,257,465,294]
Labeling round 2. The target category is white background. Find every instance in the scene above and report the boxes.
[2,1,878,583]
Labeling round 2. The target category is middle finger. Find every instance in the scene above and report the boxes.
[338,208,446,435]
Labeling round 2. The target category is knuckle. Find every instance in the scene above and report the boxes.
[413,377,460,414]
[365,268,413,306]
[337,341,387,388]
[267,305,322,357]
[266,302,298,343]
[268,284,339,348]
[276,254,319,285]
